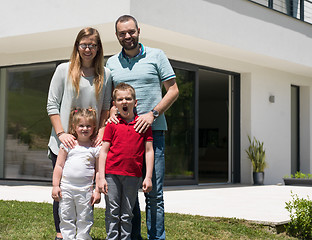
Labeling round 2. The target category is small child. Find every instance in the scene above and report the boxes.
[98,83,154,240]
[52,108,101,240]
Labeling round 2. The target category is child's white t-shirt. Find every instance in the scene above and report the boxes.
[60,143,101,189]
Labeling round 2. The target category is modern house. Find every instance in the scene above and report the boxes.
[1,0,312,185]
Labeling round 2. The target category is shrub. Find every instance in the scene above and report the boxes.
[18,130,32,146]
[295,171,308,179]
[285,192,312,239]
[284,171,312,179]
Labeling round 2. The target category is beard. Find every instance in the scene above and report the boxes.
[120,36,139,51]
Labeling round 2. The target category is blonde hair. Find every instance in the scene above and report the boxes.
[113,83,136,100]
[68,27,104,100]
[68,108,98,140]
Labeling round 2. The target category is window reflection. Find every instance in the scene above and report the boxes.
[164,68,195,181]
[5,63,56,180]
[2,61,196,183]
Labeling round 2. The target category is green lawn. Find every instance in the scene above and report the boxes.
[0,200,297,240]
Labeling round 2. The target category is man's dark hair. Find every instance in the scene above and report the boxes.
[115,15,139,32]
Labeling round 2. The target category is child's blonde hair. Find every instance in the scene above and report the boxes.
[112,83,136,101]
[68,108,98,140]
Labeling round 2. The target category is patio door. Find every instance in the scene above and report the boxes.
[198,69,231,183]
[291,85,300,174]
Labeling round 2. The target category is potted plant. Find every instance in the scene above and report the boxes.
[245,135,267,185]
[283,171,312,186]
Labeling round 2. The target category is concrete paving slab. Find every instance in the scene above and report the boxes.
[1,182,311,225]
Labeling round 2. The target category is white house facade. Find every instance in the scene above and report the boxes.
[1,0,312,185]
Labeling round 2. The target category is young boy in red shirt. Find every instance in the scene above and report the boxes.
[97,83,154,239]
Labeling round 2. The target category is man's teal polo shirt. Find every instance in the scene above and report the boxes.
[106,44,176,131]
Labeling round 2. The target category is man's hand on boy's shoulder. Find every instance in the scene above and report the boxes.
[134,112,154,133]
[105,106,119,125]
[106,114,119,125]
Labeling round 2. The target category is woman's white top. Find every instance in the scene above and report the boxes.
[47,62,111,155]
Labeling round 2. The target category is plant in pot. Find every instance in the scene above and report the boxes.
[283,171,312,186]
[245,135,267,185]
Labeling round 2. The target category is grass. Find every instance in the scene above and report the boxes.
[0,200,297,240]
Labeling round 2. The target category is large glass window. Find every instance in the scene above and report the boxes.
[4,63,56,180]
[274,0,300,17]
[1,61,196,184]
[164,68,195,182]
[249,0,310,21]
[251,0,269,6]
[304,0,312,23]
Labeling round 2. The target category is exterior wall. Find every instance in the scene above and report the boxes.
[241,73,252,184]
[131,0,312,184]
[1,0,129,37]
[1,0,312,184]
[251,69,291,184]
[300,87,312,173]
[0,0,129,66]
[1,0,312,75]
[241,67,312,184]
[131,0,312,76]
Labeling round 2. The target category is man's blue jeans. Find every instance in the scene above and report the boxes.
[131,131,165,240]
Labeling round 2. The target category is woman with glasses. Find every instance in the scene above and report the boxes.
[47,27,112,240]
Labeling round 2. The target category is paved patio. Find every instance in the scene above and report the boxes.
[1,181,311,226]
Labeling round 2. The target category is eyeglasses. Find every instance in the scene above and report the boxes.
[78,44,97,50]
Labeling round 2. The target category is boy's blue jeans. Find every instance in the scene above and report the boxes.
[132,131,165,240]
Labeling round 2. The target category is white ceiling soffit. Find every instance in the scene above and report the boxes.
[0,23,311,77]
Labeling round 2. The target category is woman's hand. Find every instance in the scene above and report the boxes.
[58,133,76,149]
[93,134,103,147]
[52,186,62,202]
[93,126,105,147]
